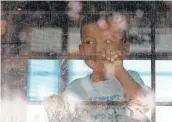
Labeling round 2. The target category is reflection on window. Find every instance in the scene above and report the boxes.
[27,60,60,101]
[27,104,48,122]
[30,28,62,53]
[156,106,172,122]
[156,60,172,102]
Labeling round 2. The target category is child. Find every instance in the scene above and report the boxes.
[43,13,153,122]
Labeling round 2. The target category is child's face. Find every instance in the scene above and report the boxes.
[79,19,129,71]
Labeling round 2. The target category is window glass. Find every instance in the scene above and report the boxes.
[156,60,172,102]
[27,60,60,101]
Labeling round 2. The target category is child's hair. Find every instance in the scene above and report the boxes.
[80,12,129,43]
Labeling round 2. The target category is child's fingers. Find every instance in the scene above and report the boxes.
[103,40,112,61]
[97,40,123,62]
[107,41,118,63]
[105,46,111,61]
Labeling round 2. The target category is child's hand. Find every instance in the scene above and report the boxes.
[42,94,66,121]
[100,39,123,75]
[102,39,123,64]
[95,17,125,75]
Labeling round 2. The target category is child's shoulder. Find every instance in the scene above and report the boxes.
[68,75,90,86]
[127,70,139,75]
[64,75,90,92]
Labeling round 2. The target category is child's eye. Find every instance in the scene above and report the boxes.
[85,39,93,44]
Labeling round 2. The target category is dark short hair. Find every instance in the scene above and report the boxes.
[80,12,129,43]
